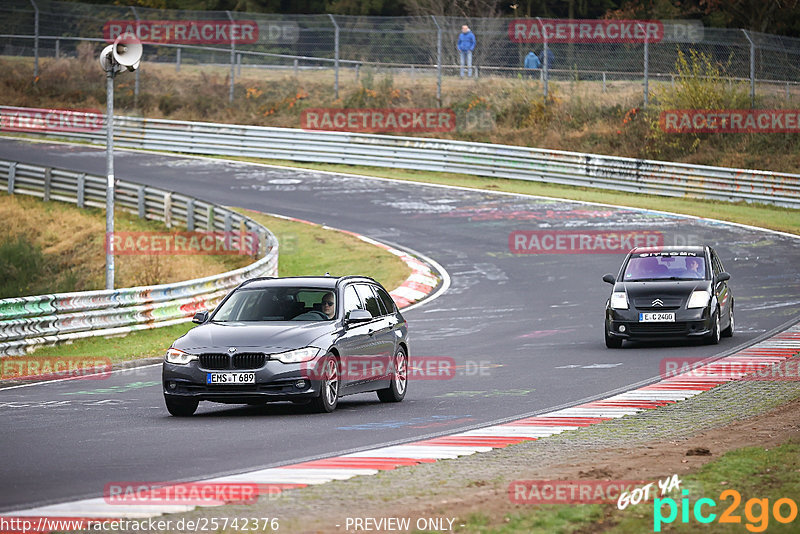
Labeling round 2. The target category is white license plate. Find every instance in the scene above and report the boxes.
[206,372,256,385]
[639,312,675,322]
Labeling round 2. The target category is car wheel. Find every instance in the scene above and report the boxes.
[706,309,721,345]
[310,353,339,413]
[605,328,623,349]
[165,396,198,417]
[721,304,734,338]
[377,347,408,403]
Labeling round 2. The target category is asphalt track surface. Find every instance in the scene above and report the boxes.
[1,138,800,513]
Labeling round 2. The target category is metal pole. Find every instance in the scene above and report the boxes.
[537,18,548,100]
[328,14,339,99]
[431,15,442,107]
[176,46,181,73]
[130,7,140,106]
[29,0,39,81]
[55,39,59,59]
[227,10,236,103]
[105,68,116,290]
[602,71,606,93]
[643,30,649,108]
[742,29,755,108]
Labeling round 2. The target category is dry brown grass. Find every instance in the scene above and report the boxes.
[0,192,250,295]
[3,54,800,172]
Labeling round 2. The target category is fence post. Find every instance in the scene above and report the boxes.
[431,15,442,107]
[164,192,172,228]
[137,186,145,218]
[77,173,85,208]
[55,39,59,59]
[237,53,242,76]
[643,30,649,108]
[537,18,548,100]
[8,162,17,194]
[130,7,140,106]
[43,167,51,202]
[328,14,340,99]
[29,0,39,81]
[355,63,360,81]
[186,198,195,231]
[207,205,215,231]
[227,10,236,103]
[602,71,606,93]
[176,46,181,73]
[293,58,298,76]
[742,29,755,108]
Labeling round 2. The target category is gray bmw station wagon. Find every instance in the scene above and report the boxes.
[162,276,409,416]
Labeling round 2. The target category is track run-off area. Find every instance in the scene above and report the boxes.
[1,137,799,515]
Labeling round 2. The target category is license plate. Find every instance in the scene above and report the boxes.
[639,312,675,322]
[206,372,256,385]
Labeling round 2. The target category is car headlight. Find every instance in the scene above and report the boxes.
[687,290,711,309]
[165,348,197,365]
[610,292,629,310]
[273,347,323,364]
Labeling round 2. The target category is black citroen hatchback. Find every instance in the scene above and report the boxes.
[602,246,733,348]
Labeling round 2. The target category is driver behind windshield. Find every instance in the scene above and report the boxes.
[320,292,336,319]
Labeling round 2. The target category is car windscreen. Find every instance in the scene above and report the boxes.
[212,287,336,321]
[623,252,706,281]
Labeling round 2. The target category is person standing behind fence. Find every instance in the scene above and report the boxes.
[458,25,476,78]
[524,50,540,78]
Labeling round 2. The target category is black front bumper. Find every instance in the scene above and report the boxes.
[605,307,712,340]
[162,360,322,404]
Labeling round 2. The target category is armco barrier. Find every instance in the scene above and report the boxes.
[0,159,278,356]
[2,107,798,208]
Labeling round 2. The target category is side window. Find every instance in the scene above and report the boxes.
[370,286,388,316]
[355,284,382,318]
[710,251,722,277]
[375,286,396,315]
[343,285,363,317]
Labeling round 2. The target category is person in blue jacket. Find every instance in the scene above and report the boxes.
[524,50,541,78]
[457,25,476,78]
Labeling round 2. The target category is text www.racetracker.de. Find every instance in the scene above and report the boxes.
[0,516,280,533]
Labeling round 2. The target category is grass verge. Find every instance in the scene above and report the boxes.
[16,211,411,363]
[0,191,250,297]
[453,440,800,534]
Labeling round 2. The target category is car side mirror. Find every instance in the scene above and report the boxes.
[715,272,731,283]
[345,309,372,325]
[602,274,616,284]
[192,310,209,324]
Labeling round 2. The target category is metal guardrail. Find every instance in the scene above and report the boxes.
[3,108,798,208]
[0,158,279,356]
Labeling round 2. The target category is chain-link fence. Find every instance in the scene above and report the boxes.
[3,0,800,105]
